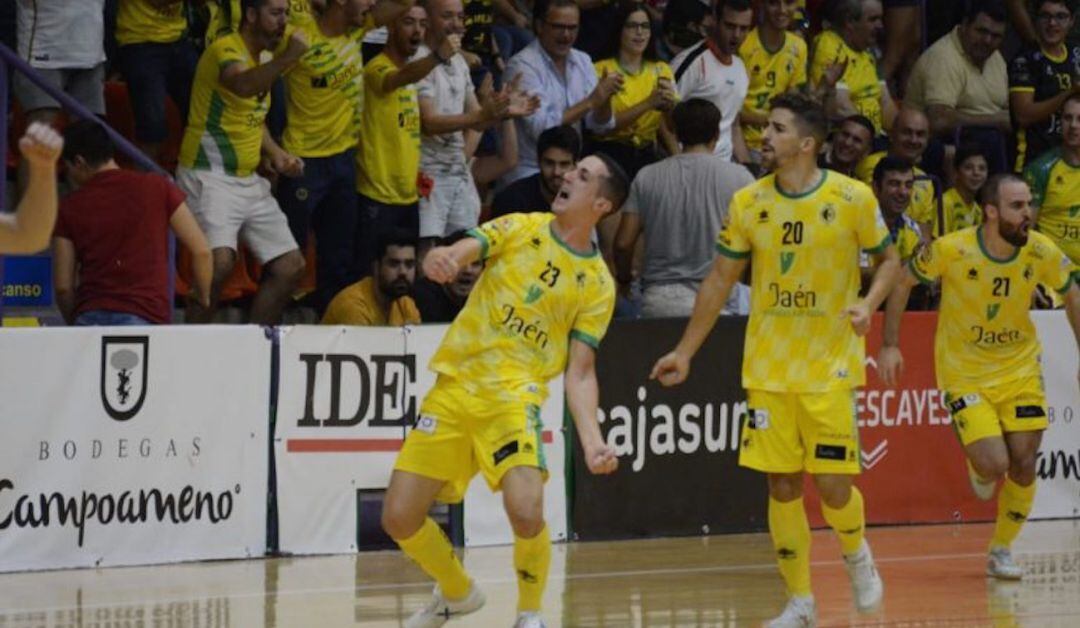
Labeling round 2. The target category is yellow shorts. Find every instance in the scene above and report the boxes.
[739,389,861,475]
[946,376,1048,447]
[393,377,549,504]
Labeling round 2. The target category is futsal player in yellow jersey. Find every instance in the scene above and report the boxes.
[1025,95,1080,265]
[652,94,900,627]
[880,173,1080,579]
[738,0,807,160]
[381,155,628,628]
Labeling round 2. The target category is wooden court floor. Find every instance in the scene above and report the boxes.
[1,520,1077,627]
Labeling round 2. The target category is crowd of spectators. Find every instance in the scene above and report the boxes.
[5,0,1080,326]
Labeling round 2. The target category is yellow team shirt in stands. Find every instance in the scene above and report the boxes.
[282,18,370,157]
[356,53,422,204]
[855,151,939,233]
[738,28,808,150]
[911,228,1077,391]
[716,170,891,392]
[207,0,314,45]
[592,59,675,148]
[889,213,922,260]
[179,33,268,177]
[1025,147,1080,263]
[940,187,982,235]
[321,277,421,325]
[429,213,616,400]
[116,0,186,46]
[810,30,883,134]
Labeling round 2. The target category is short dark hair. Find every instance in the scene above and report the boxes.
[534,0,579,23]
[770,92,828,144]
[841,114,876,139]
[953,142,989,169]
[673,98,722,146]
[827,0,864,28]
[1036,0,1075,15]
[713,0,753,19]
[537,125,582,161]
[241,0,271,24]
[601,1,659,61]
[963,0,1007,23]
[375,229,418,262]
[663,0,708,49]
[592,152,630,211]
[978,172,1027,208]
[872,155,914,186]
[61,119,114,167]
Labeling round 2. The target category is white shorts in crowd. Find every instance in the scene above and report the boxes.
[176,167,298,264]
[642,281,750,318]
[418,171,481,239]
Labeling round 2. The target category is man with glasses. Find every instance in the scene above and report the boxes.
[501,0,620,186]
[1009,0,1080,171]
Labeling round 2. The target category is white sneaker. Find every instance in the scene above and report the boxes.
[405,582,486,628]
[844,540,884,612]
[987,547,1024,580]
[967,459,997,501]
[765,595,816,627]
[512,611,546,628]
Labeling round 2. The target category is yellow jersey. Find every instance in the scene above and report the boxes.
[738,28,808,150]
[940,187,982,235]
[888,213,922,261]
[1025,147,1080,263]
[429,213,616,400]
[810,30,883,134]
[355,52,422,204]
[855,151,939,233]
[116,0,186,46]
[179,32,268,177]
[716,170,891,392]
[281,18,369,157]
[911,228,1077,390]
[592,58,675,148]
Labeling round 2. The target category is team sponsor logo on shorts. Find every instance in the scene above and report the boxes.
[1015,405,1046,418]
[948,393,981,415]
[745,409,769,430]
[415,414,438,434]
[814,444,847,461]
[493,440,519,465]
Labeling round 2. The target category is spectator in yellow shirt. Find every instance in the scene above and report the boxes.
[322,230,422,325]
[591,1,678,178]
[941,143,989,235]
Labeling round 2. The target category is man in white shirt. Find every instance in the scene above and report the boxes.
[671,0,753,163]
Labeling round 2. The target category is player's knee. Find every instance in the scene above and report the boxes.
[1008,452,1038,485]
[973,455,1009,482]
[381,500,422,541]
[505,498,544,538]
[767,473,804,502]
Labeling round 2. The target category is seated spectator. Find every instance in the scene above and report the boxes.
[1025,93,1080,265]
[176,0,308,325]
[871,155,922,262]
[413,231,483,321]
[810,0,896,137]
[501,0,619,185]
[417,0,539,259]
[941,143,990,234]
[0,123,64,254]
[905,0,1011,144]
[855,107,940,238]
[671,0,754,163]
[115,0,200,165]
[819,114,874,177]
[322,230,422,325]
[492,125,581,216]
[738,0,808,165]
[613,98,755,318]
[356,3,459,270]
[52,120,212,326]
[1009,0,1080,172]
[591,1,679,179]
[14,0,106,194]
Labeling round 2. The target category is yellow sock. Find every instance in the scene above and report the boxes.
[769,497,812,597]
[991,476,1035,550]
[396,517,471,600]
[821,486,866,556]
[513,524,551,612]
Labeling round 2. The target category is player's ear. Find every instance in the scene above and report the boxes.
[594,196,613,216]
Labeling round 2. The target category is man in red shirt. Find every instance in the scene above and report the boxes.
[52,120,212,325]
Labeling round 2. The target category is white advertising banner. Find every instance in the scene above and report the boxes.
[275,325,568,554]
[0,326,270,572]
[1032,311,1080,520]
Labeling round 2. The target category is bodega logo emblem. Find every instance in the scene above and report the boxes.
[100,336,149,421]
